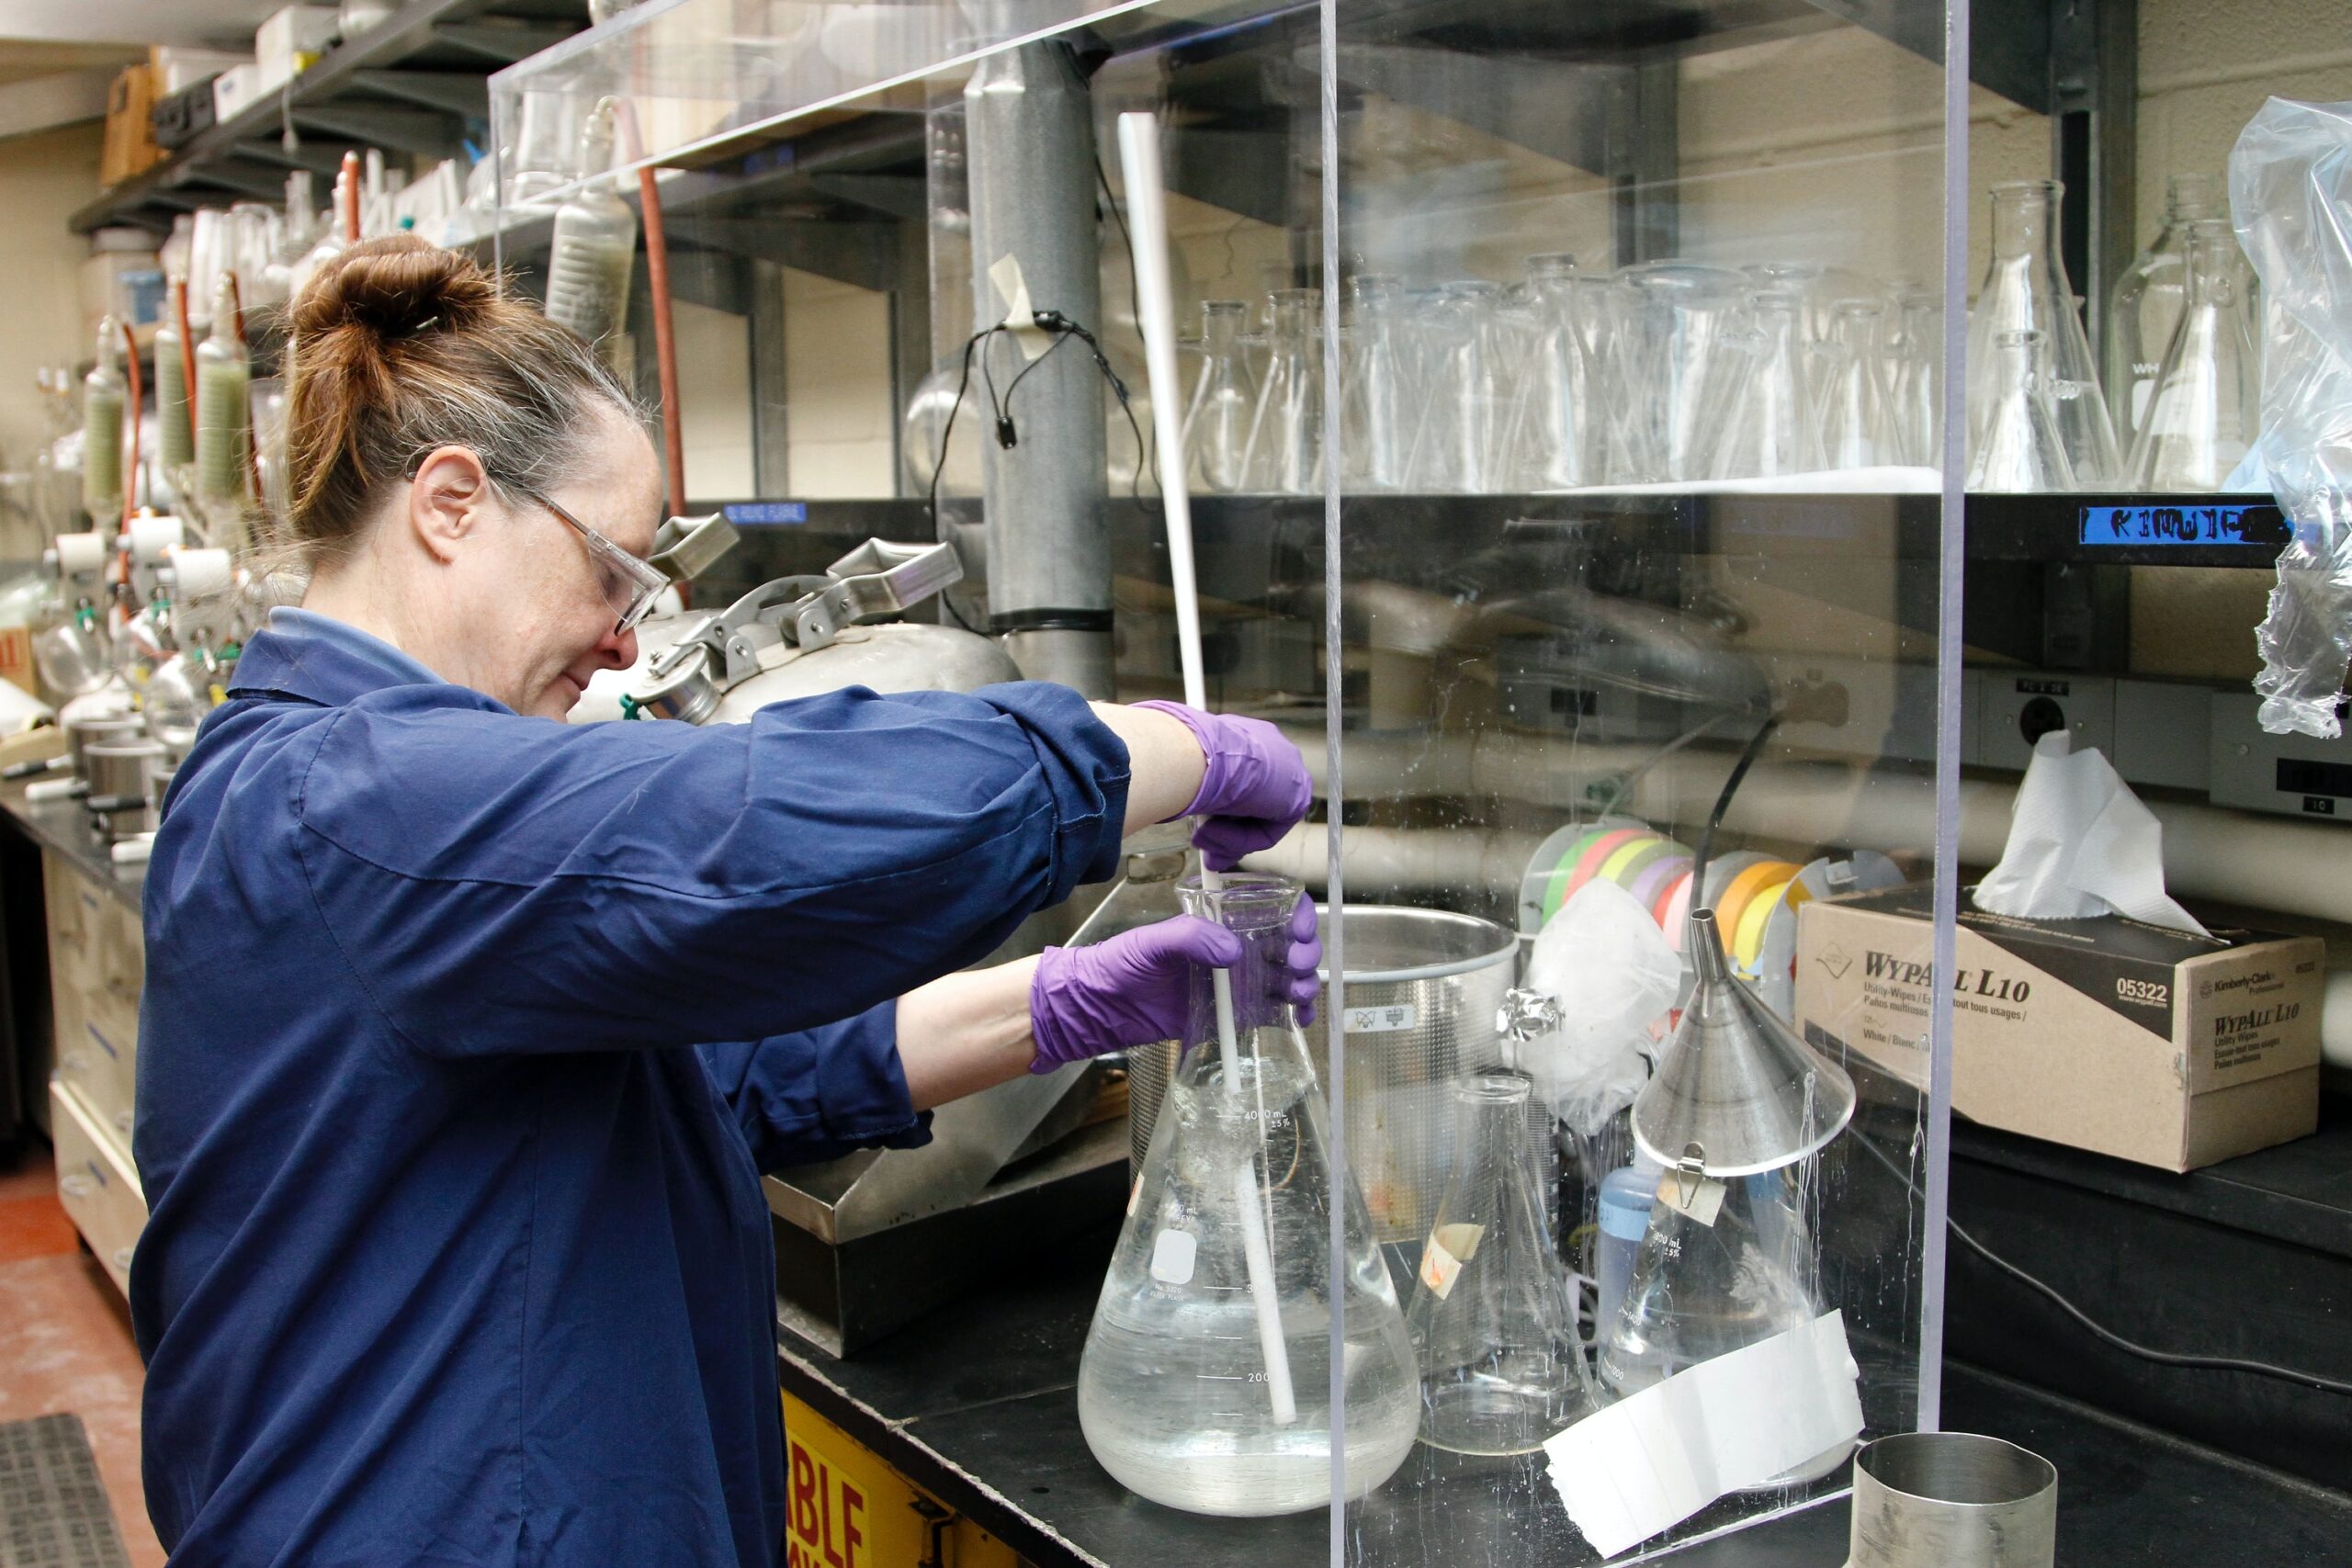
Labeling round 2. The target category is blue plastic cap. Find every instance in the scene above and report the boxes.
[1598,1166,1656,1241]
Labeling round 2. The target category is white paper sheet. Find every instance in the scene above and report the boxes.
[1544,1311,1864,1558]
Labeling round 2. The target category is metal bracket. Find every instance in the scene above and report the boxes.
[649,512,740,583]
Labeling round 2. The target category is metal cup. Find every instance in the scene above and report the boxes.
[1849,1431,2057,1568]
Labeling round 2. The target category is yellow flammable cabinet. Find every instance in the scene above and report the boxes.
[783,1394,1023,1568]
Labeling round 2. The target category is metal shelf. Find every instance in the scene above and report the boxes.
[71,0,583,236]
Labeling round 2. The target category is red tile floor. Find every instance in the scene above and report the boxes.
[0,1145,167,1568]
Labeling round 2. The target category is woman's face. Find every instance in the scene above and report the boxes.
[479,404,665,719]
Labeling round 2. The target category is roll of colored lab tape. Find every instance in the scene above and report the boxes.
[1733,875,1794,970]
[1526,823,1613,929]
[1627,853,1690,913]
[1657,872,1694,942]
[1567,828,1645,899]
[1600,835,1675,893]
[1713,859,1795,952]
[1695,850,1767,910]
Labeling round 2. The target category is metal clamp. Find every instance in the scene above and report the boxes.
[631,537,966,717]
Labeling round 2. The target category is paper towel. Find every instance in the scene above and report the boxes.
[1974,732,2209,936]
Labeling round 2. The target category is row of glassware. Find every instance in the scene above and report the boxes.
[1179,175,2257,497]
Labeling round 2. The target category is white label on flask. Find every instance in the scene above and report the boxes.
[1657,1169,1727,1228]
[1149,1228,1197,1286]
[1344,1004,1419,1034]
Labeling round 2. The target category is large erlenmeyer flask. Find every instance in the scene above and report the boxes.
[1078,873,1419,1516]
[1966,180,2119,485]
[2126,222,2260,491]
[2107,172,2226,454]
[1182,300,1257,495]
[1407,1071,1597,1456]
[1968,330,2076,491]
[1238,288,1324,495]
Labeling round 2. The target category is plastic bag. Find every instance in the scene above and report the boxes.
[1513,880,1683,1135]
[2232,97,2352,738]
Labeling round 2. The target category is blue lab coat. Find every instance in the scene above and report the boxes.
[130,609,1129,1567]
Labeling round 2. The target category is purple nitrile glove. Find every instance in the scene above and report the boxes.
[1133,701,1314,872]
[1028,905,1326,1073]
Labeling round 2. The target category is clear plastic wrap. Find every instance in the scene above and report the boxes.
[2232,97,2352,738]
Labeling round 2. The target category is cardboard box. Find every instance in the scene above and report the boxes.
[150,46,253,96]
[98,65,164,188]
[1795,885,2323,1172]
[213,63,266,124]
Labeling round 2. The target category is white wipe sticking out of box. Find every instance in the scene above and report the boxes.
[1975,731,2208,936]
[1544,1311,1863,1558]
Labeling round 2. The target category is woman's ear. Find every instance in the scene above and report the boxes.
[406,446,493,564]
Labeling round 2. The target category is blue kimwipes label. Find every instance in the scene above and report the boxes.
[2077,502,2278,547]
[1344,1004,1418,1034]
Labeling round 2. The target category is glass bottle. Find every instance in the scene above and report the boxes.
[194,276,254,518]
[1816,298,1897,469]
[1402,281,1513,493]
[544,105,638,363]
[1407,1070,1597,1456]
[1886,288,1942,468]
[1702,289,1821,480]
[1966,329,2075,492]
[1183,300,1257,496]
[154,283,195,477]
[2127,221,2260,492]
[1966,180,2119,485]
[2106,172,2226,455]
[1077,873,1419,1516]
[1514,254,1601,490]
[1238,288,1323,496]
[81,318,126,525]
[1340,275,1410,492]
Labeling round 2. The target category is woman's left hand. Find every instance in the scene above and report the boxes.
[1027,902,1323,1073]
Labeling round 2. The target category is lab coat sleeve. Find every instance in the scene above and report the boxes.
[697,1002,932,1171]
[287,681,1129,1057]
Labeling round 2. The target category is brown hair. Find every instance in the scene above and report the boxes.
[282,234,642,558]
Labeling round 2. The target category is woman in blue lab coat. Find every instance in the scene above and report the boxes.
[130,236,1319,1568]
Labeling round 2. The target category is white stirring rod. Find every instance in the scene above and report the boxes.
[1117,109,1296,1427]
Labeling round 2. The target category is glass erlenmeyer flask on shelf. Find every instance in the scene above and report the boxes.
[1598,909,1859,1488]
[1816,298,1898,469]
[2126,221,2260,492]
[1513,254,1602,491]
[1077,873,1419,1517]
[1967,330,2075,492]
[1609,264,1747,482]
[1401,281,1516,494]
[1407,1070,1597,1456]
[1966,180,2119,486]
[1238,288,1324,495]
[1885,288,1943,467]
[1182,300,1257,495]
[1340,275,1410,492]
[2107,172,2227,455]
[1702,290,1822,480]
[81,317,126,525]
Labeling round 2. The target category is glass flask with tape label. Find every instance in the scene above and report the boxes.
[1406,1070,1597,1456]
[1077,873,1419,1517]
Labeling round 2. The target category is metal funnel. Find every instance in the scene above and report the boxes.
[1631,908,1856,1176]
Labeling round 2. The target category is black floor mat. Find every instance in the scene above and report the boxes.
[0,1414,132,1568]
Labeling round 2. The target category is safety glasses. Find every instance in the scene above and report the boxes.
[504,482,671,637]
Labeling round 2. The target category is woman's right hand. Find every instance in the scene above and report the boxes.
[1132,701,1314,870]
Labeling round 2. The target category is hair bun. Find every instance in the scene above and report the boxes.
[290,234,495,344]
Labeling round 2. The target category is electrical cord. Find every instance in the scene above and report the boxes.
[1841,1127,2352,1399]
[1689,707,1783,897]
